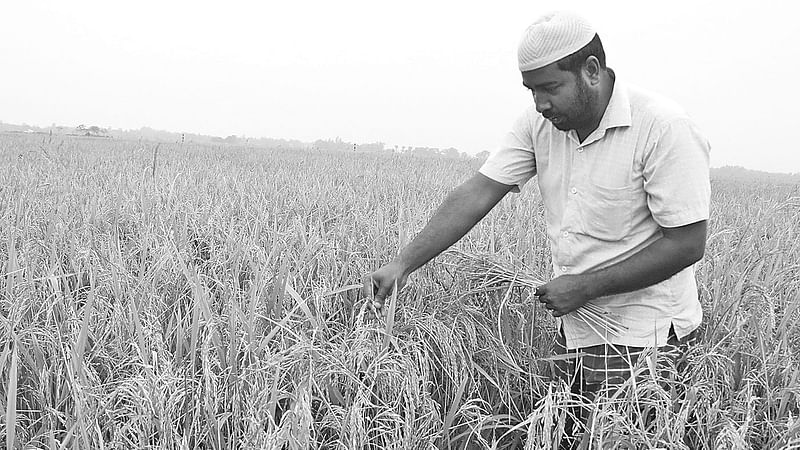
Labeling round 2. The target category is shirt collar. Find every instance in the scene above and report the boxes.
[574,72,631,146]
[598,75,632,131]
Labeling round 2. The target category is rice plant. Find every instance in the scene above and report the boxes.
[0,133,798,449]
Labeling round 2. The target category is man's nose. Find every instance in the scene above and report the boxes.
[534,94,551,114]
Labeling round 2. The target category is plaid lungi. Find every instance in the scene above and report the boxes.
[551,325,698,448]
[553,324,698,400]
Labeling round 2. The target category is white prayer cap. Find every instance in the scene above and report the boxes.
[517,11,596,72]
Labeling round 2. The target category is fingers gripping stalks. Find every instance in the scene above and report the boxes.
[451,249,628,338]
[368,277,386,320]
[363,277,400,323]
[361,261,408,321]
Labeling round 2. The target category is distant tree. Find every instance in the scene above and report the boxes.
[441,147,460,159]
[410,147,442,158]
[86,126,107,136]
[358,142,385,152]
[474,150,491,161]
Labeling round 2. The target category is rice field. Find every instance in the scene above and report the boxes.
[1,133,798,449]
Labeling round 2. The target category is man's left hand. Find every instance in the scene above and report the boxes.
[534,274,596,317]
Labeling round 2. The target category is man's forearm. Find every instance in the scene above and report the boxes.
[584,221,707,299]
[585,236,700,299]
[364,173,511,304]
[395,181,502,274]
[537,221,707,317]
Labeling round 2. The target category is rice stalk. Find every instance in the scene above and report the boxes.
[448,249,628,338]
[5,335,18,450]
[1,134,798,448]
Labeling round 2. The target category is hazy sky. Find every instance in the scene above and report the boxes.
[2,1,798,173]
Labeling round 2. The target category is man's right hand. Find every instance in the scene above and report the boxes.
[362,261,409,318]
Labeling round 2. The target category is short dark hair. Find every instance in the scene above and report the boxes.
[556,34,606,73]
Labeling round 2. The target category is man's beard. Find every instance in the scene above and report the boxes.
[551,78,595,132]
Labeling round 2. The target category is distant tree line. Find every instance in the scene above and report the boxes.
[0,121,494,161]
[75,124,109,137]
[311,138,384,153]
[309,138,485,160]
[711,166,800,184]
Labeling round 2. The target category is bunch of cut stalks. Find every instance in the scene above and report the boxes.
[448,249,628,339]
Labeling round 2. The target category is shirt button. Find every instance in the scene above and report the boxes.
[562,231,569,237]
[577,148,584,153]
[570,187,577,194]
[561,266,568,272]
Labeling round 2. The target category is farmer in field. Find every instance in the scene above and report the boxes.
[364,9,710,441]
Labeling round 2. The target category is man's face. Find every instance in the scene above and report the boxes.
[521,63,597,132]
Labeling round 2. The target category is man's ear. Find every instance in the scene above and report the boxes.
[583,56,602,86]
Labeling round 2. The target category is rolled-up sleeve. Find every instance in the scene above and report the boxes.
[643,117,711,227]
[478,108,537,193]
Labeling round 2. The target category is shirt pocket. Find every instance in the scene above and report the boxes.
[579,184,634,241]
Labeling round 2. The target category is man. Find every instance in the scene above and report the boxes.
[363,10,710,441]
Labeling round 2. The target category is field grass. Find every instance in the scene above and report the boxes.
[0,133,799,449]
